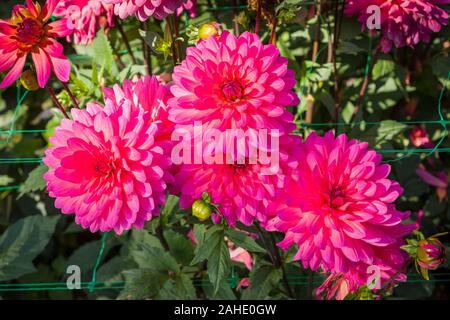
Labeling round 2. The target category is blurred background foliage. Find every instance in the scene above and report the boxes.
[0,0,449,300]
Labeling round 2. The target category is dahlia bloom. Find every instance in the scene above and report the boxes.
[102,0,183,21]
[169,31,298,134]
[173,135,301,226]
[102,75,174,139]
[177,0,197,18]
[0,0,72,89]
[43,102,172,234]
[345,0,450,52]
[55,0,115,45]
[267,131,415,290]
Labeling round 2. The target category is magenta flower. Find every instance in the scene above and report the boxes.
[102,75,174,139]
[0,0,72,89]
[174,135,301,227]
[345,0,450,52]
[409,125,432,148]
[102,0,183,21]
[416,165,448,201]
[267,131,415,289]
[169,31,298,134]
[417,237,447,271]
[54,0,115,45]
[43,101,172,234]
[177,0,197,18]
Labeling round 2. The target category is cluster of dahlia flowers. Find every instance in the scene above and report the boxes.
[0,0,425,300]
[40,29,415,298]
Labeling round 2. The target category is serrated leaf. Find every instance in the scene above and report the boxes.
[190,225,222,265]
[88,29,117,76]
[18,165,48,198]
[190,226,231,294]
[225,229,265,253]
[0,215,59,281]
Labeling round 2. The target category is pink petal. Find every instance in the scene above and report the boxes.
[32,49,51,88]
[0,55,26,89]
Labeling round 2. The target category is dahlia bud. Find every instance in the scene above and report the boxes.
[198,22,221,41]
[186,22,221,44]
[417,237,447,271]
[403,231,448,280]
[192,199,212,221]
[19,70,39,91]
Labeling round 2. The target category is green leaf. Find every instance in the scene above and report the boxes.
[337,41,364,55]
[132,243,180,273]
[225,229,265,253]
[241,265,282,300]
[203,281,236,300]
[372,58,396,80]
[0,215,59,281]
[190,226,231,295]
[174,273,196,300]
[191,225,222,265]
[119,269,168,300]
[18,165,48,198]
[66,237,115,281]
[82,29,117,76]
[163,229,194,266]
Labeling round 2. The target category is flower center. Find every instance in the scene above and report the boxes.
[16,18,46,48]
[221,80,244,102]
[329,186,346,209]
[95,160,115,176]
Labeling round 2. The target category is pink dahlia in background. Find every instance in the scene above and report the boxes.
[345,0,450,52]
[55,0,114,45]
[174,135,301,226]
[409,125,432,148]
[102,0,183,21]
[102,75,174,138]
[267,131,415,297]
[177,0,197,18]
[416,165,448,202]
[169,31,298,134]
[0,0,72,89]
[43,102,172,234]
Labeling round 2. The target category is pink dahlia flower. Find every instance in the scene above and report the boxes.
[173,135,301,226]
[177,0,197,18]
[345,0,450,53]
[102,0,183,21]
[267,131,415,290]
[43,102,172,234]
[54,0,115,45]
[0,0,72,89]
[102,75,174,139]
[168,31,298,134]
